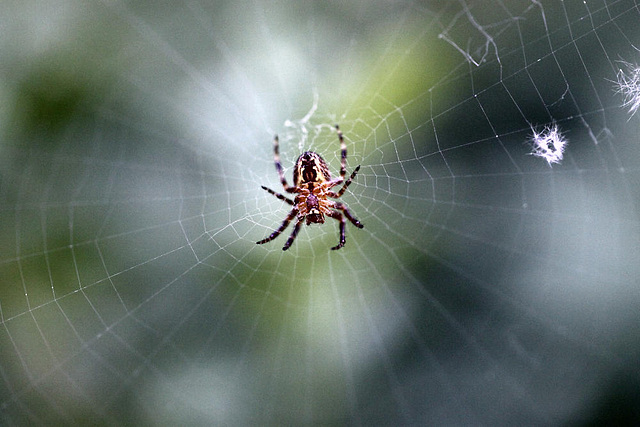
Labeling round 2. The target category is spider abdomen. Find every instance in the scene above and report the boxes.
[293,151,331,186]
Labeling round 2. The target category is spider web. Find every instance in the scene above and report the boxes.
[1,0,640,424]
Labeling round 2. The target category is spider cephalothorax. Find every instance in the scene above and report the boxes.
[256,125,364,251]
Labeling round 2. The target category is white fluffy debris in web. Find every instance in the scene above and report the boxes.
[528,123,567,166]
[613,61,640,118]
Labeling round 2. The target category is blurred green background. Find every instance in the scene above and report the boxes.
[1,0,640,424]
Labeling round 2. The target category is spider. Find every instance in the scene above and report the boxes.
[256,125,364,251]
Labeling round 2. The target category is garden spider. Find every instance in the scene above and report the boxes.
[256,125,364,251]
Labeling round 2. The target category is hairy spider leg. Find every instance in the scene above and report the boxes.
[328,210,347,250]
[329,165,361,198]
[330,201,364,229]
[283,217,304,251]
[256,208,298,245]
[273,135,296,193]
[326,201,364,250]
[261,185,294,205]
[335,125,348,180]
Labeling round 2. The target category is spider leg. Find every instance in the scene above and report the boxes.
[335,125,347,180]
[328,165,361,198]
[256,208,298,245]
[273,135,296,193]
[283,217,304,251]
[331,201,364,229]
[261,185,294,205]
[328,210,346,250]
